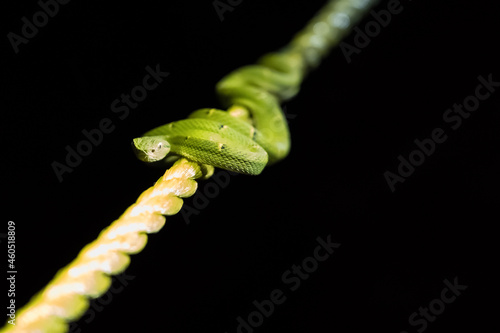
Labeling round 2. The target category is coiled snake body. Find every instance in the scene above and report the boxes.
[133,52,304,175]
[133,0,377,174]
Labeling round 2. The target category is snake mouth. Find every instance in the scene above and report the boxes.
[131,141,152,162]
[131,140,158,163]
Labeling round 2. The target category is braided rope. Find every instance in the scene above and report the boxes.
[2,159,213,333]
[1,0,378,331]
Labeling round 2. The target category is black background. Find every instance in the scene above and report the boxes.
[2,0,499,332]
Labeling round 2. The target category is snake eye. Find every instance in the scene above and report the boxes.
[151,142,163,153]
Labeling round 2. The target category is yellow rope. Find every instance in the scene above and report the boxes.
[1,158,213,333]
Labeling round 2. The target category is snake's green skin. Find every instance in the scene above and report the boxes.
[133,0,378,175]
[133,52,303,175]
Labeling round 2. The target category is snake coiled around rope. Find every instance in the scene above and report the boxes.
[132,51,305,175]
[133,0,379,174]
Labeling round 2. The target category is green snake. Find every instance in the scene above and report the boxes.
[132,52,303,175]
[132,0,377,175]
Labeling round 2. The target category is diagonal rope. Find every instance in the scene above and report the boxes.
[3,159,213,333]
[1,0,378,332]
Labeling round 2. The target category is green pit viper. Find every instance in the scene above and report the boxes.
[132,51,304,175]
[132,0,377,175]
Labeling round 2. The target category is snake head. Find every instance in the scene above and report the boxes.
[132,136,171,162]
